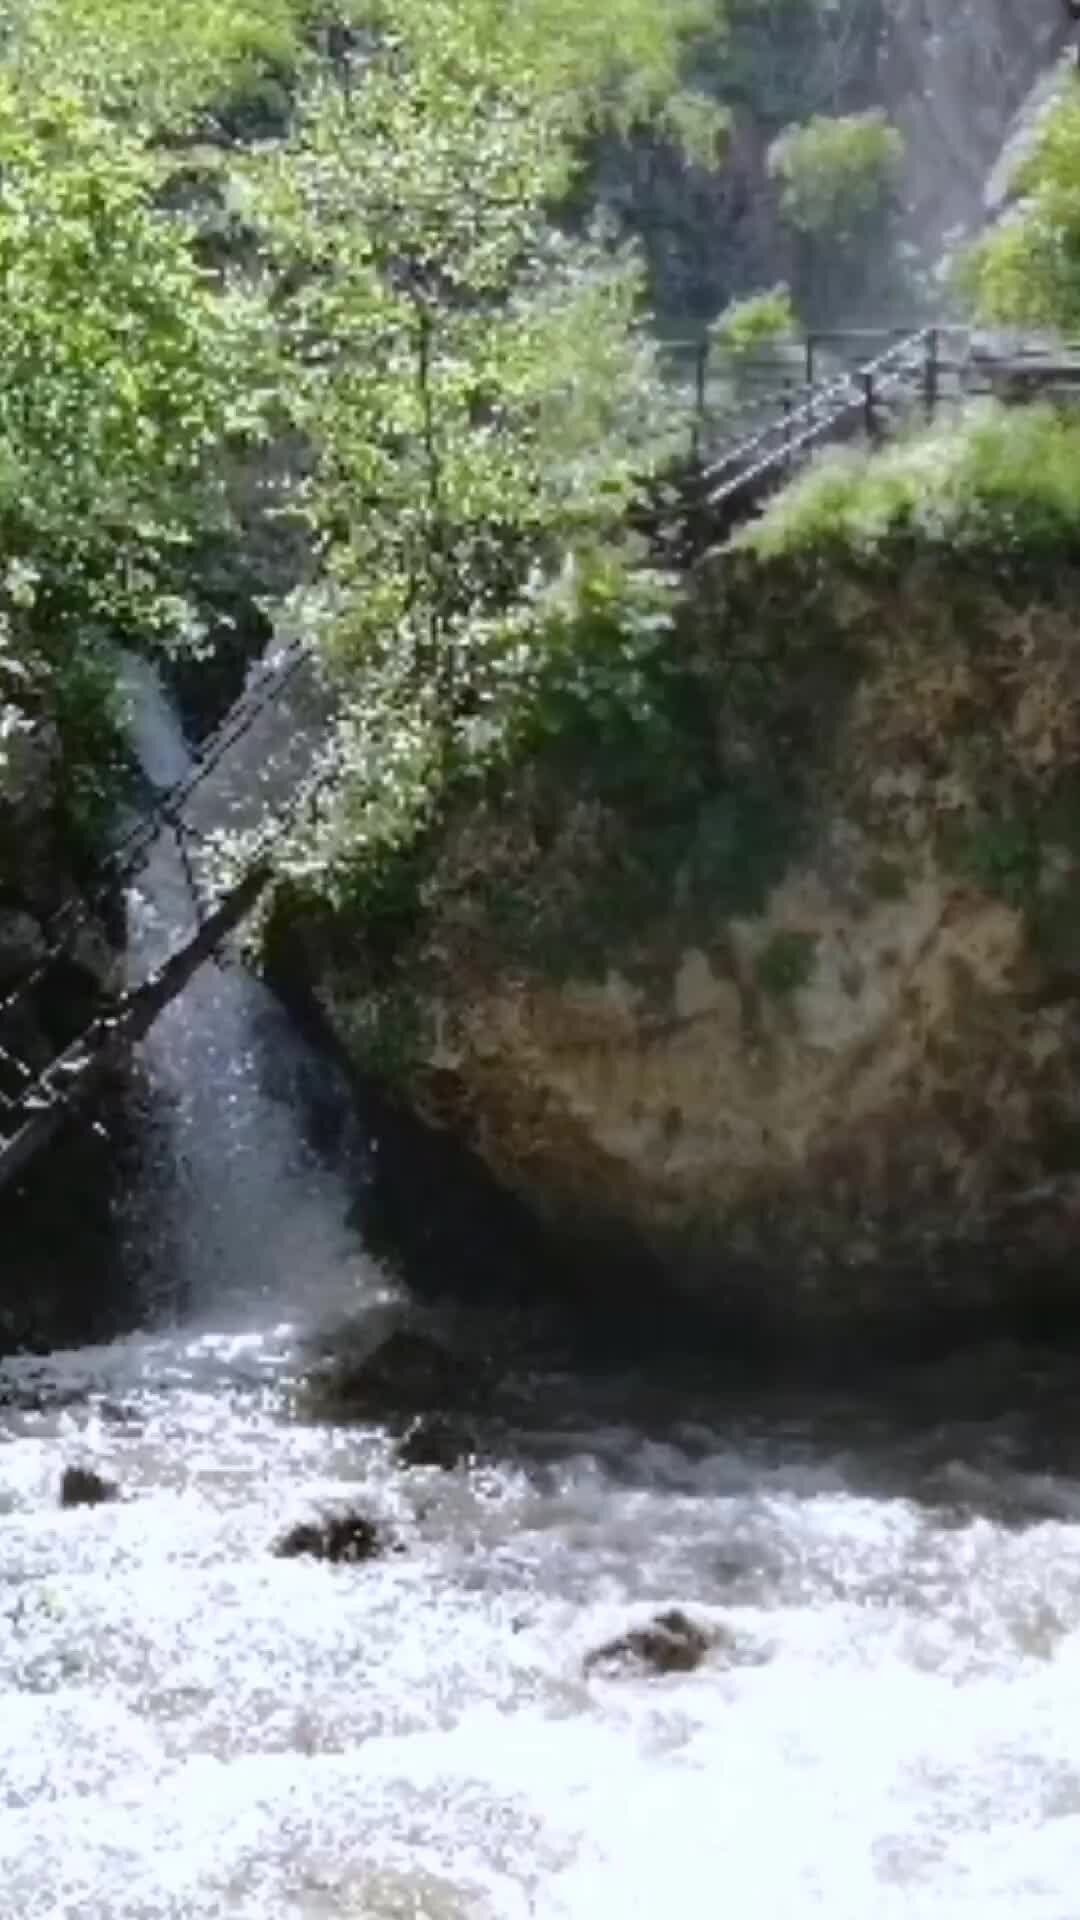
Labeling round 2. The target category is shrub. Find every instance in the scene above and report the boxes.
[767,110,904,242]
[710,284,796,361]
[740,403,1080,563]
[961,90,1080,331]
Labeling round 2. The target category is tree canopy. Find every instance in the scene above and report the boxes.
[767,108,904,241]
[0,0,711,860]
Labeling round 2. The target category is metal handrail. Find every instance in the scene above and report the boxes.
[672,321,977,466]
[702,328,934,507]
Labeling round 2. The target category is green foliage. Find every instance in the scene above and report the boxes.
[863,855,907,903]
[0,64,267,833]
[0,82,261,602]
[620,0,893,322]
[767,109,904,240]
[658,87,731,169]
[511,549,693,792]
[741,403,1080,563]
[0,74,261,849]
[281,542,687,914]
[0,0,709,873]
[340,0,710,140]
[945,812,1041,910]
[961,90,1080,331]
[700,0,874,127]
[2,0,311,131]
[46,631,133,854]
[247,0,692,906]
[710,284,795,359]
[755,928,817,996]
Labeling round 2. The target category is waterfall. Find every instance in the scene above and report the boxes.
[117,652,377,1331]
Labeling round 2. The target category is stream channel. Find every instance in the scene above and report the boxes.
[3,666,1080,1917]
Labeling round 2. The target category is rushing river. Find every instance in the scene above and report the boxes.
[4,671,1080,1917]
[7,1314,1080,1916]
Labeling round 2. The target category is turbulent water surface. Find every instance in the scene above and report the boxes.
[4,668,1080,1917]
[6,1310,1080,1918]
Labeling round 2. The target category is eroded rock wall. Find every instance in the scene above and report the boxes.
[268,548,1080,1348]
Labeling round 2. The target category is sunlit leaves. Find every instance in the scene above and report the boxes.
[710,283,795,358]
[767,109,904,240]
[0,0,708,880]
[961,90,1080,331]
[0,78,262,625]
[248,1,682,892]
[338,0,710,138]
[0,0,311,131]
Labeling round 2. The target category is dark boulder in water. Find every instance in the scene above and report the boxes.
[273,1508,389,1564]
[60,1466,119,1509]
[311,1326,497,1425]
[397,1413,479,1470]
[584,1608,730,1677]
[359,1331,463,1409]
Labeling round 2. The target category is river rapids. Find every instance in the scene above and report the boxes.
[3,666,1080,1917]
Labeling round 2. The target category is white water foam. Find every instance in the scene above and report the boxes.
[4,1327,1080,1918]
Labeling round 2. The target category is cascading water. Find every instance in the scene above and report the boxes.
[4,670,1080,1916]
[117,653,371,1329]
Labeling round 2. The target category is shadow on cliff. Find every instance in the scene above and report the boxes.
[0,1074,152,1354]
[264,945,1080,1397]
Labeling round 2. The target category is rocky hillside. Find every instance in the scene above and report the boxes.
[887,0,1067,268]
[608,0,1069,325]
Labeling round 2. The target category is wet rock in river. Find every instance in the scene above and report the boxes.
[584,1608,736,1677]
[97,1400,142,1428]
[312,1325,496,1425]
[274,1508,389,1564]
[359,1330,460,1406]
[397,1413,478,1470]
[59,1466,119,1509]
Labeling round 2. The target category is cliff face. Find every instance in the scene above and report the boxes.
[0,716,127,1348]
[269,544,1080,1348]
[614,0,1068,324]
[0,720,120,1077]
[885,0,1067,264]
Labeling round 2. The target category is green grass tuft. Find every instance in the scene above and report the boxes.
[739,402,1080,563]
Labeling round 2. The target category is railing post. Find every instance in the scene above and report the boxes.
[173,817,205,925]
[861,370,880,445]
[924,326,939,421]
[782,384,793,471]
[691,336,708,466]
[805,335,815,389]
